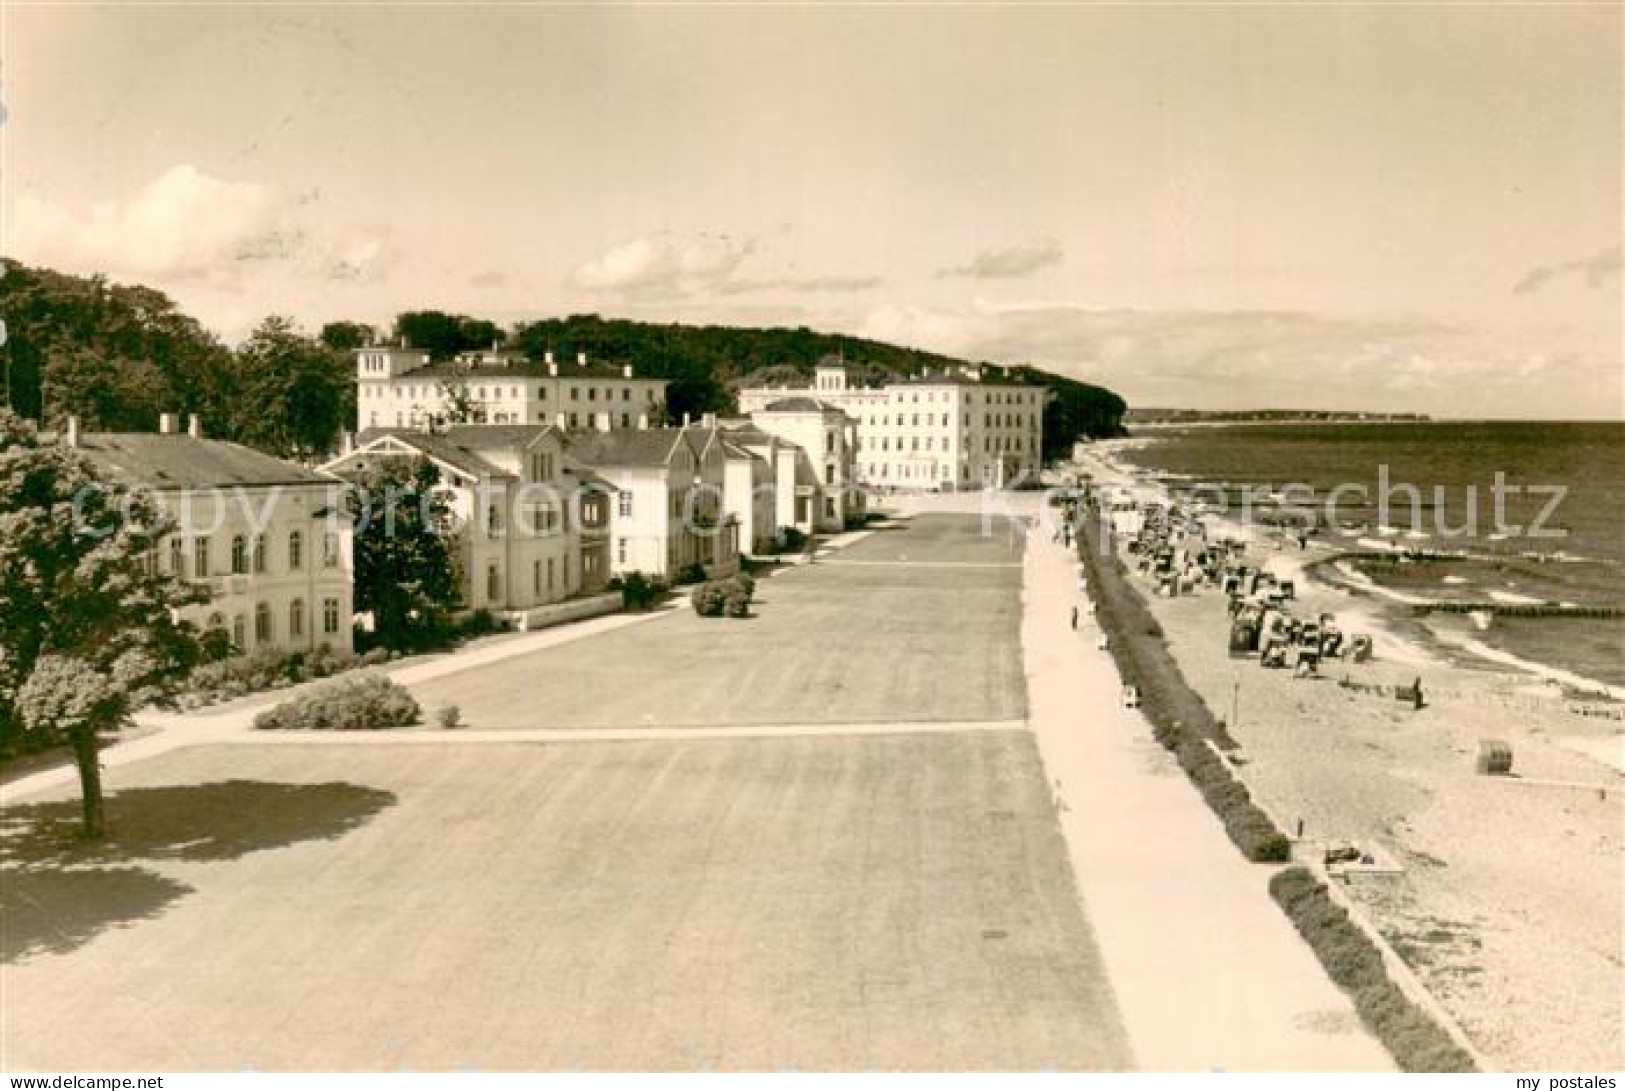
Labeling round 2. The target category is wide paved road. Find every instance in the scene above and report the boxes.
[2,511,1136,1071]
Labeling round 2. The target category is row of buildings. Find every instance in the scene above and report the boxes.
[60,346,1046,659]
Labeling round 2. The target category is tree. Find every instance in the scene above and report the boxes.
[318,321,375,353]
[393,311,502,361]
[347,457,463,651]
[0,410,206,837]
[230,316,354,458]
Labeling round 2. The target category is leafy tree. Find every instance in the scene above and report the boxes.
[229,316,354,458]
[0,410,207,837]
[346,457,463,651]
[393,311,503,361]
[39,345,167,431]
[319,321,376,353]
[0,259,233,428]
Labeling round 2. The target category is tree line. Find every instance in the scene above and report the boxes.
[2,260,1126,464]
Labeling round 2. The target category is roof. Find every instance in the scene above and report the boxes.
[720,423,775,445]
[385,359,663,382]
[434,424,563,451]
[563,428,690,469]
[348,430,511,480]
[719,441,766,463]
[762,396,844,414]
[75,434,334,489]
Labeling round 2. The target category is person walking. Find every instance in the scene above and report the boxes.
[1070,604,1079,630]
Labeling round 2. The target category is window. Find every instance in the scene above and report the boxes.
[487,564,501,602]
[487,504,504,535]
[617,538,628,564]
[533,560,542,595]
[195,538,211,578]
[232,614,246,647]
[289,599,305,639]
[254,601,273,643]
[323,532,340,567]
[621,413,630,428]
[231,535,248,574]
[588,387,597,401]
[569,413,579,428]
[570,387,580,401]
[288,530,303,570]
[253,534,267,574]
[618,492,633,518]
[169,536,185,576]
[547,557,555,589]
[622,388,631,401]
[825,465,835,485]
[323,598,341,634]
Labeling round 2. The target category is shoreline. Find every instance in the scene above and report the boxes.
[1089,440,1625,699]
[1069,447,1624,1071]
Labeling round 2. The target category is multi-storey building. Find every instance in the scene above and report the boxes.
[740,398,862,530]
[566,426,739,580]
[323,425,614,625]
[738,358,1047,490]
[67,414,354,654]
[355,344,668,431]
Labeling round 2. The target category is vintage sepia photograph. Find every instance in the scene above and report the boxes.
[0,2,1620,1080]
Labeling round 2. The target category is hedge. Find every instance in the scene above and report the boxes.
[253,673,421,731]
[1077,511,1288,862]
[1270,868,1477,1072]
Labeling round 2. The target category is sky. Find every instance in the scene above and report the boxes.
[2,4,1620,418]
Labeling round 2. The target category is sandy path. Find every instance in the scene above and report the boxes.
[1020,521,1393,1071]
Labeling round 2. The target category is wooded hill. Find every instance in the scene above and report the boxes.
[1,261,1127,461]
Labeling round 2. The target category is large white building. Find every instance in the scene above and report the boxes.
[322,425,615,625]
[738,359,1046,490]
[740,398,862,530]
[355,344,669,431]
[69,415,354,655]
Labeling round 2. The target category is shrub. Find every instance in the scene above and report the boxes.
[436,705,462,730]
[676,562,708,586]
[780,527,808,552]
[619,571,662,610]
[183,645,363,706]
[1269,868,1476,1072]
[691,582,727,617]
[253,674,421,731]
[724,589,751,618]
[460,609,500,637]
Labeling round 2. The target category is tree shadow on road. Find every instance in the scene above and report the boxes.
[0,866,192,964]
[1,780,397,964]
[0,780,398,865]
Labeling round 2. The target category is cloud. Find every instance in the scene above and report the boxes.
[571,233,753,297]
[571,233,880,299]
[937,237,1064,280]
[7,164,385,288]
[1512,245,1622,295]
[468,269,509,288]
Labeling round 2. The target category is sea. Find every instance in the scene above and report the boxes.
[1114,421,1625,690]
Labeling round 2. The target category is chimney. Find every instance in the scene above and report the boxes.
[637,412,649,431]
[187,414,202,438]
[702,412,717,430]
[159,412,178,435]
[682,412,691,427]
[555,412,567,429]
[622,363,633,379]
[341,430,355,456]
[594,412,611,433]
[547,359,558,377]
[65,415,80,448]
[544,349,554,366]
[576,351,587,366]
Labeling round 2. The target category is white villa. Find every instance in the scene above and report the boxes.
[564,426,740,580]
[738,358,1046,490]
[322,425,616,625]
[355,343,669,431]
[67,415,354,654]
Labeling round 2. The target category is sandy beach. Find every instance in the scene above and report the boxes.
[1075,443,1625,1072]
